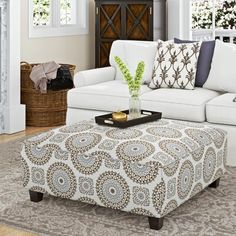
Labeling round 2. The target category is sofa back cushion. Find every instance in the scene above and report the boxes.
[109,40,158,83]
[174,38,215,87]
[203,40,236,93]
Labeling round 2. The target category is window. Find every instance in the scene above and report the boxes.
[29,0,89,38]
[191,0,236,42]
[60,0,76,25]
[33,0,51,27]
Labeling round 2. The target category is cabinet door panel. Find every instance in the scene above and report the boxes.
[95,0,158,68]
[100,4,121,39]
[97,3,122,67]
[126,4,152,40]
[99,41,113,67]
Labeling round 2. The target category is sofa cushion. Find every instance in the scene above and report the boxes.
[174,38,215,87]
[203,40,236,93]
[109,40,158,83]
[73,67,116,88]
[149,40,201,90]
[206,93,236,125]
[67,80,151,111]
[141,88,220,122]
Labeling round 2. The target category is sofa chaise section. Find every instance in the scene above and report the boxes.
[206,93,236,166]
[206,93,236,126]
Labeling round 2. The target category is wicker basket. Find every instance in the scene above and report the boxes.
[20,62,76,127]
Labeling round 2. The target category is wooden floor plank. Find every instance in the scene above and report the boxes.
[0,225,37,236]
[0,126,57,143]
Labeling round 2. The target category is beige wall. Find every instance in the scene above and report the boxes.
[20,0,95,73]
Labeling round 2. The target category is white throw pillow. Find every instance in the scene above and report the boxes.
[203,40,236,92]
[149,40,201,90]
[109,40,158,84]
[124,42,157,84]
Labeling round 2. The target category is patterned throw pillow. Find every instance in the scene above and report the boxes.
[174,38,216,88]
[149,40,202,90]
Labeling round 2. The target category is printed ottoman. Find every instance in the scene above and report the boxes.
[21,119,227,230]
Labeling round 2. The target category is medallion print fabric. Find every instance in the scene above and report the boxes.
[21,119,227,219]
[149,40,201,90]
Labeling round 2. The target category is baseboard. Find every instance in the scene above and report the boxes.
[4,104,26,134]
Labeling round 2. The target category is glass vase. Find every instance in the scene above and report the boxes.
[129,90,141,119]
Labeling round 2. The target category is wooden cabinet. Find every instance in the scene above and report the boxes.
[95,0,166,68]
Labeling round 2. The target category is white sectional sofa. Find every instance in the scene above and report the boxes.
[67,40,236,167]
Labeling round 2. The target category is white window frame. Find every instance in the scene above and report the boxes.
[29,0,89,38]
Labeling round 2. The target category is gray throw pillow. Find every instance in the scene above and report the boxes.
[174,38,215,87]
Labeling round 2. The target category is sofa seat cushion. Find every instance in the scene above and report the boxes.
[203,40,236,93]
[141,88,220,122]
[206,93,236,125]
[67,80,151,111]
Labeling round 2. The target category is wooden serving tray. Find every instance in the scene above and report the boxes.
[95,110,162,128]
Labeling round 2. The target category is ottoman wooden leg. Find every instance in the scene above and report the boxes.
[29,190,44,202]
[209,178,220,188]
[148,217,164,230]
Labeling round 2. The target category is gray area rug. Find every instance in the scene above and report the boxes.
[0,139,236,236]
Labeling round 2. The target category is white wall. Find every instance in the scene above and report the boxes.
[167,0,191,40]
[20,0,95,72]
[154,0,167,40]
[21,0,191,73]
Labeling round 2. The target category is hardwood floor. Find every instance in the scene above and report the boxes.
[0,126,56,143]
[0,126,56,236]
[0,225,37,236]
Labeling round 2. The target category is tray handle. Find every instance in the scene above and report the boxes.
[142,111,153,115]
[104,119,114,125]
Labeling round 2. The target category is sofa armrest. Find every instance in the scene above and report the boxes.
[74,66,116,88]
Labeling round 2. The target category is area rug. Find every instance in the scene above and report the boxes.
[0,139,236,236]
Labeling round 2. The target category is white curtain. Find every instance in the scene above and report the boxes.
[0,1,7,134]
[0,5,2,134]
[0,0,25,134]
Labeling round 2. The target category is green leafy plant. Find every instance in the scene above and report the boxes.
[114,56,145,95]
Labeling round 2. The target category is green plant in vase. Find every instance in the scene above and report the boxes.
[114,56,145,119]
